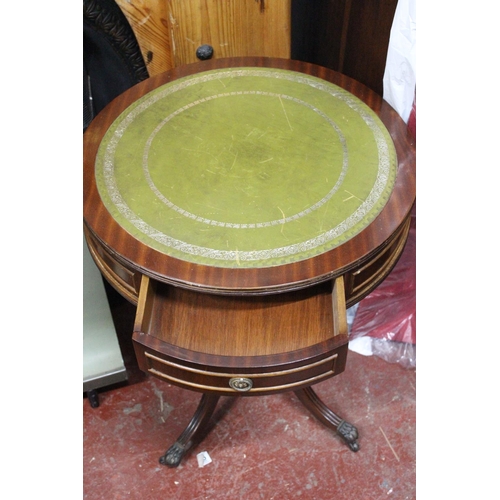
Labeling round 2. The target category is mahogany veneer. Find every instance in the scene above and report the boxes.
[83,57,415,297]
[83,57,415,467]
[133,275,349,396]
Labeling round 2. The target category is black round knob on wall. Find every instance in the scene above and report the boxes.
[196,44,214,60]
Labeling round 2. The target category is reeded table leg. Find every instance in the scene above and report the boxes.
[159,393,220,468]
[294,387,359,452]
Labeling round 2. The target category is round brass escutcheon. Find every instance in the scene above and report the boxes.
[229,377,253,392]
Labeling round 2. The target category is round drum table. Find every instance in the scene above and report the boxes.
[83,57,415,467]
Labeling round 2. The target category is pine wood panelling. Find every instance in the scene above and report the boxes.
[115,0,175,75]
[116,0,291,76]
[167,0,291,66]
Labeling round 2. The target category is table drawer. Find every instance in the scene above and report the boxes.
[132,274,349,396]
[133,339,348,396]
[84,226,141,304]
[345,217,411,305]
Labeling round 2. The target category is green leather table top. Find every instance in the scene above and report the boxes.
[96,67,397,268]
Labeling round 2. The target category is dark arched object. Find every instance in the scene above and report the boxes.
[83,0,150,408]
[83,0,149,130]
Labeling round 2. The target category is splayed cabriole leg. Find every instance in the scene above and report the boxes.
[159,393,220,468]
[294,386,359,452]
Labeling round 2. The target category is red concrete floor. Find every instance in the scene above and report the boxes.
[84,212,416,499]
[83,304,416,499]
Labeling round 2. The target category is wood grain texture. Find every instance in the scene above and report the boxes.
[115,0,175,76]
[167,0,291,66]
[145,281,336,357]
[343,0,398,96]
[132,273,349,395]
[84,225,141,304]
[291,0,398,96]
[84,57,415,295]
[115,0,291,75]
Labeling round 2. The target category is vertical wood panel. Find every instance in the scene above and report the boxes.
[291,0,346,72]
[167,0,291,66]
[115,0,175,76]
[291,0,398,96]
[342,0,397,96]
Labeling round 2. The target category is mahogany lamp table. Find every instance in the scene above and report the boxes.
[83,57,416,468]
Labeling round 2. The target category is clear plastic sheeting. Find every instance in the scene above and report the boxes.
[351,0,417,368]
[349,209,416,369]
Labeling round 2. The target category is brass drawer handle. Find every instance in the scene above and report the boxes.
[229,377,253,392]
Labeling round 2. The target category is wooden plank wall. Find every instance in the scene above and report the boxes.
[114,0,397,96]
[113,0,174,76]
[115,0,291,76]
[291,0,399,96]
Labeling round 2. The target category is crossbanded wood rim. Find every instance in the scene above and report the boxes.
[95,67,397,268]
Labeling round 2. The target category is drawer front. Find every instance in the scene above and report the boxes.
[84,228,140,304]
[133,339,348,396]
[345,217,411,305]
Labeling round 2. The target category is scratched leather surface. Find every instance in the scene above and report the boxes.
[95,67,397,268]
